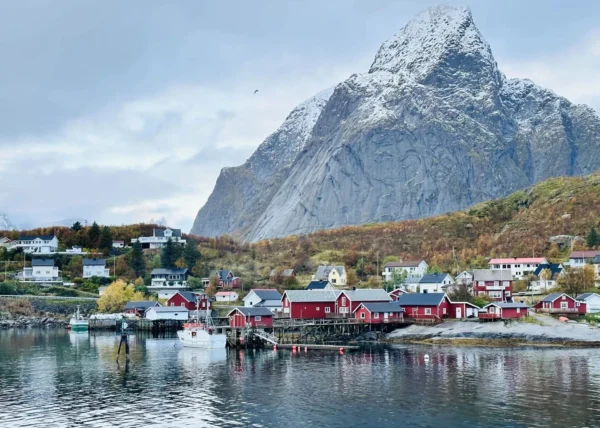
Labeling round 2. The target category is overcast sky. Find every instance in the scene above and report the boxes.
[1,0,599,231]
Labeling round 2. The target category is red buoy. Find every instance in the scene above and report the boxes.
[339,347,344,355]
[273,345,277,350]
[304,346,307,352]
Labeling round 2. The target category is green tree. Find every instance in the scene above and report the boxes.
[71,221,83,232]
[187,277,204,290]
[130,241,145,277]
[161,238,176,269]
[183,243,201,268]
[88,222,101,248]
[98,226,113,255]
[587,226,599,248]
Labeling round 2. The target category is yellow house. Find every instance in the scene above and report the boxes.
[312,265,347,286]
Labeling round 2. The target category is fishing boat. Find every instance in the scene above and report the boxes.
[177,303,226,348]
[69,305,89,331]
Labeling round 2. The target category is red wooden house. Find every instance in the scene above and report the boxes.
[166,291,211,311]
[388,288,408,301]
[395,293,478,320]
[281,290,339,319]
[228,307,274,328]
[480,302,528,320]
[472,269,513,302]
[215,269,241,288]
[533,293,586,314]
[336,289,392,315]
[353,302,404,324]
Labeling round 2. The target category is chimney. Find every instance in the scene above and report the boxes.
[353,286,356,291]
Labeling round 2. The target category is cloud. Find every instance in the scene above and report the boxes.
[500,29,600,113]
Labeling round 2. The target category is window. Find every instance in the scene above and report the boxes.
[561,295,566,300]
[374,313,379,319]
[560,302,568,309]
[517,308,521,313]
[316,307,320,311]
[255,316,261,321]
[360,313,365,319]
[325,307,331,313]
[181,302,185,307]
[170,303,174,306]
[424,308,431,315]
[576,302,580,307]
[443,307,446,315]
[341,297,347,306]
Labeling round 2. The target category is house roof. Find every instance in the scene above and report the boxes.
[355,302,405,314]
[173,291,205,303]
[154,228,182,238]
[489,258,546,264]
[539,293,571,303]
[215,270,234,281]
[404,276,422,284]
[147,306,188,313]
[229,307,273,317]
[396,293,446,306]
[384,260,425,268]
[569,250,600,259]
[389,288,407,295]
[215,291,238,297]
[247,289,282,301]
[306,280,331,290]
[32,259,54,267]
[83,258,106,266]
[342,289,391,302]
[533,263,562,278]
[124,301,160,310]
[151,268,189,275]
[484,302,529,309]
[419,273,452,284]
[17,235,56,241]
[253,300,282,307]
[313,265,345,280]
[577,293,600,301]
[283,290,340,303]
[472,269,512,281]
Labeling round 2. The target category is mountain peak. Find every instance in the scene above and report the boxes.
[369,4,494,82]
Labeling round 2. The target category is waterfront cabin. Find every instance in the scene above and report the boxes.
[336,289,392,315]
[353,303,404,324]
[389,288,408,301]
[306,280,335,290]
[167,291,211,312]
[83,258,110,278]
[480,302,529,320]
[472,269,513,302]
[145,306,188,321]
[576,293,600,313]
[382,260,428,282]
[124,301,161,318]
[533,293,586,314]
[228,307,274,328]
[243,289,282,312]
[395,293,449,320]
[281,290,339,319]
[215,291,239,303]
[488,257,548,280]
[418,273,454,294]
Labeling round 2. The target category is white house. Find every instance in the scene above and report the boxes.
[382,260,428,282]
[131,228,186,249]
[568,250,600,268]
[145,306,189,321]
[312,265,347,286]
[529,263,564,293]
[11,235,59,254]
[149,268,190,299]
[64,246,85,254]
[83,258,110,278]
[576,293,600,313]
[112,240,125,249]
[403,276,422,293]
[488,257,548,280]
[243,289,282,312]
[21,259,61,282]
[454,271,474,285]
[215,291,239,303]
[418,273,454,294]
[0,237,12,248]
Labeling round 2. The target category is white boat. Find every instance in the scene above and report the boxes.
[69,305,89,331]
[177,307,226,349]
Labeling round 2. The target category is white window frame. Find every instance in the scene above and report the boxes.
[341,297,347,306]
[255,316,262,321]
[374,313,379,319]
[424,308,432,315]
[324,307,331,313]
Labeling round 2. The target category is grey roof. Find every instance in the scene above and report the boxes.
[32,259,54,267]
[419,273,452,284]
[151,268,189,275]
[83,258,106,266]
[284,290,340,302]
[215,269,234,281]
[472,269,512,281]
[176,291,202,303]
[313,265,345,280]
[539,293,569,303]
[342,289,391,302]
[17,235,56,241]
[404,276,422,284]
[484,302,529,309]
[396,293,446,306]
[595,256,600,264]
[254,300,282,308]
[306,280,331,290]
[533,263,562,278]
[384,260,425,268]
[153,228,182,238]
[229,307,273,317]
[124,301,160,310]
[357,302,405,313]
[251,289,282,301]
[577,293,600,301]
[146,306,188,313]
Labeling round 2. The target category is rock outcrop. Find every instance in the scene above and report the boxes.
[191,5,600,241]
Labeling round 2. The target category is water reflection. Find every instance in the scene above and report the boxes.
[0,330,599,427]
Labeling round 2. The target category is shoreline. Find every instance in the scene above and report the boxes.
[0,315,67,329]
[384,336,600,348]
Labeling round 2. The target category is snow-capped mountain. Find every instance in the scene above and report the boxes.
[0,213,15,231]
[191,5,600,241]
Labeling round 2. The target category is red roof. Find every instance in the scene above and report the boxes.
[570,250,600,258]
[489,258,546,264]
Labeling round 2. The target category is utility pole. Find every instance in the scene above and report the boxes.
[377,252,380,288]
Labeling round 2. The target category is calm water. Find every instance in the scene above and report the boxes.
[1,330,599,427]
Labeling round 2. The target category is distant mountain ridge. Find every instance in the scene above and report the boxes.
[191,5,600,241]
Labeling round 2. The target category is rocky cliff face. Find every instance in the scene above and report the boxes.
[191,5,600,241]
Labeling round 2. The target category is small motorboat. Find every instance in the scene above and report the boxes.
[69,306,89,331]
[177,306,226,349]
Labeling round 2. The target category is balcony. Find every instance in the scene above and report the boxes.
[478,313,501,320]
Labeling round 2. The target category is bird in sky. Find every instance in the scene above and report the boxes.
[254,90,259,94]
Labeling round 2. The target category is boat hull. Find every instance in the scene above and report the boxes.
[70,321,89,331]
[177,330,227,349]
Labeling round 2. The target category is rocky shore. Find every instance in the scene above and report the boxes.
[386,321,600,347]
[0,315,68,329]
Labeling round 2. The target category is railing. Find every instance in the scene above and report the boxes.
[325,313,350,319]
[536,308,580,314]
[478,313,501,320]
